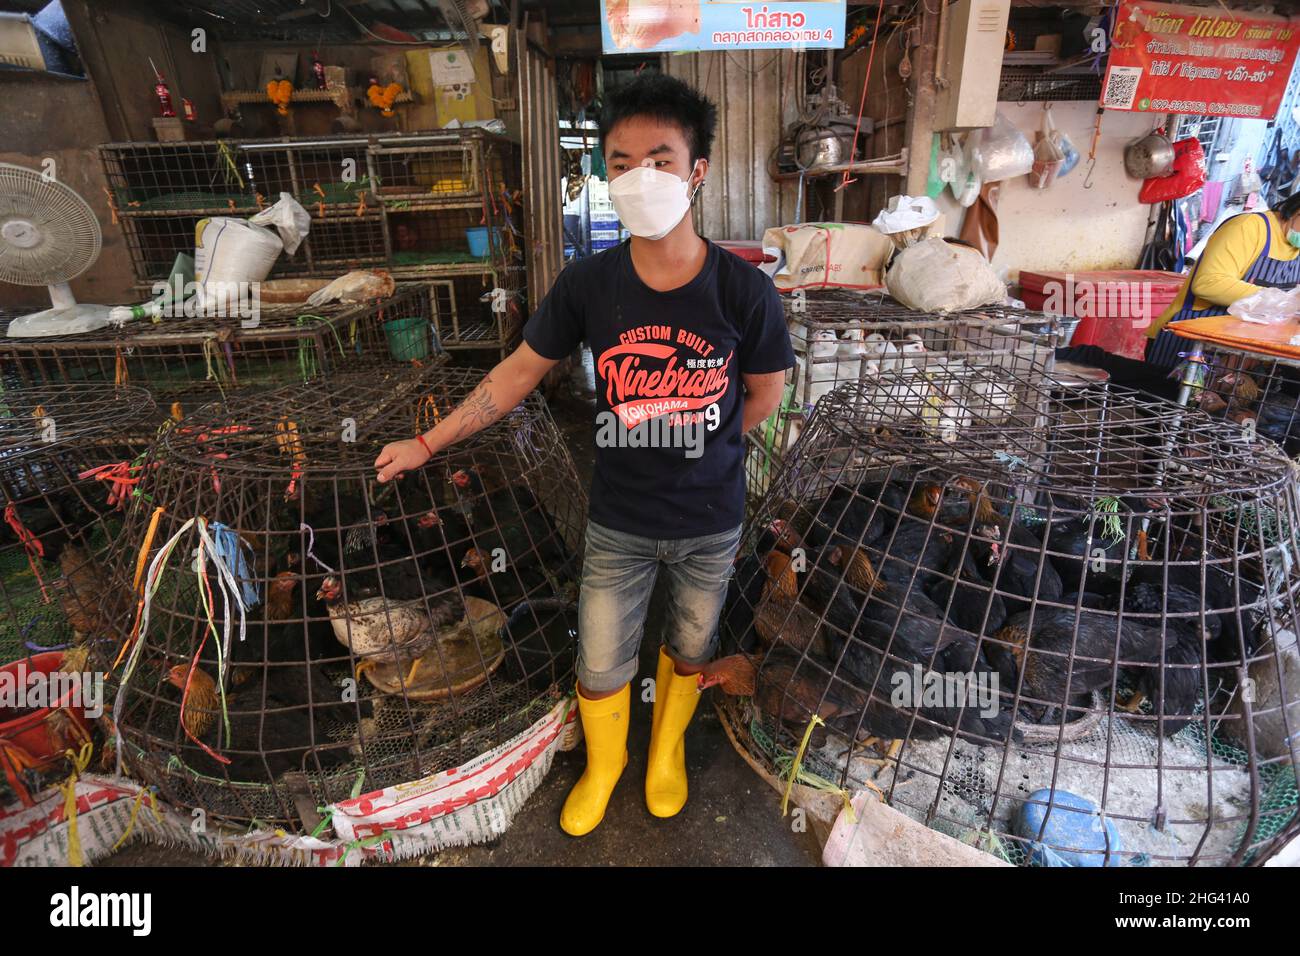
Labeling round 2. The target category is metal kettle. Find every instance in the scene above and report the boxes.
[1125,130,1176,179]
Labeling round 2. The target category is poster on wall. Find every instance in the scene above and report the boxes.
[599,1,846,54]
[1100,2,1300,119]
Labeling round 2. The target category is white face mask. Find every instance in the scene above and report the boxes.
[608,162,702,241]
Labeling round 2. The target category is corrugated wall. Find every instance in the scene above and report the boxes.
[663,50,802,240]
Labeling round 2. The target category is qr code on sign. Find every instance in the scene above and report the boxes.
[1103,66,1143,109]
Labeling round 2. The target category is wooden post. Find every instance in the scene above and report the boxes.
[903,5,942,197]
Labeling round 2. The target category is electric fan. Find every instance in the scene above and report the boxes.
[0,162,114,337]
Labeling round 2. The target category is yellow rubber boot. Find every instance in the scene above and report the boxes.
[650,645,674,737]
[560,684,630,837]
[645,652,701,818]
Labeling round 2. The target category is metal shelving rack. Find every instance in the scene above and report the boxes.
[99,129,525,358]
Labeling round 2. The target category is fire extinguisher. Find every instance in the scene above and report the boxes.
[149,57,175,118]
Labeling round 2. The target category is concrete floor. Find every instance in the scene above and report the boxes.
[101,380,822,867]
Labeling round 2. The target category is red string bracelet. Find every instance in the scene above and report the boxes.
[415,433,433,460]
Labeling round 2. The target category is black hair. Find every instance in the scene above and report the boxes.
[599,73,718,163]
[1277,190,1300,223]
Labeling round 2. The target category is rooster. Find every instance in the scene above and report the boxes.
[56,545,132,645]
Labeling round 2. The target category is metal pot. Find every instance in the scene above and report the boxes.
[1125,131,1175,179]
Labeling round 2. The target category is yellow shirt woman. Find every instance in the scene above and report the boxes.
[1147,208,1300,368]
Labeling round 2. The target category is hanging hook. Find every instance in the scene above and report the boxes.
[1083,156,1097,189]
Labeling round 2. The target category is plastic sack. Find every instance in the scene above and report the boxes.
[249,192,311,254]
[873,194,941,249]
[971,112,1034,184]
[1138,138,1207,204]
[1227,286,1300,325]
[762,222,894,291]
[1029,110,1066,190]
[885,238,1006,313]
[194,217,283,307]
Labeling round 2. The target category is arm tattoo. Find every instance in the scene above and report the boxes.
[448,373,501,442]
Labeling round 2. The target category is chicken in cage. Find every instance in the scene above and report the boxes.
[98,366,584,830]
[713,377,1300,866]
[0,384,157,803]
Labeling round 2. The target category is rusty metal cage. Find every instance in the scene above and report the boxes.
[717,377,1300,866]
[0,285,442,409]
[101,131,525,292]
[745,291,1062,503]
[1185,342,1300,457]
[99,365,584,830]
[0,384,157,802]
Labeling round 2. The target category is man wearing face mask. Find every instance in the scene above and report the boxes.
[374,74,793,836]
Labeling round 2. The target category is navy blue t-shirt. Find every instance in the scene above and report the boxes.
[524,239,794,539]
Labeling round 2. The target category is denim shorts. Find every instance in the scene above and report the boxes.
[576,519,744,693]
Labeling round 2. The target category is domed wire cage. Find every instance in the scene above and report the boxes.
[0,383,157,801]
[98,365,584,830]
[718,375,1300,866]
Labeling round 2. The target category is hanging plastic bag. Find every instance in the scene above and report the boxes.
[1029,110,1066,190]
[947,133,982,208]
[971,112,1034,183]
[1045,109,1080,177]
[1138,138,1207,204]
[925,134,945,199]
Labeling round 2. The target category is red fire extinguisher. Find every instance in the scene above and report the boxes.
[149,57,175,118]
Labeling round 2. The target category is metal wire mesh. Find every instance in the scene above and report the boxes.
[98,365,584,830]
[0,383,156,666]
[718,376,1300,866]
[1193,345,1300,458]
[0,284,441,410]
[747,291,1061,502]
[100,131,524,289]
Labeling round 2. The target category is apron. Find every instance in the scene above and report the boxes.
[1146,211,1300,368]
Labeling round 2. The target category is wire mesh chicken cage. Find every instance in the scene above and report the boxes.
[101,131,525,292]
[0,284,441,411]
[1184,342,1300,458]
[98,365,584,831]
[746,290,1062,502]
[717,377,1300,866]
[0,384,157,802]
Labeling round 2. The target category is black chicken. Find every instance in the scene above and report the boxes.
[992,607,1165,721]
[1104,581,1217,734]
[924,539,1009,636]
[1044,514,1130,593]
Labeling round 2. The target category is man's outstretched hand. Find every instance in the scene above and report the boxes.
[375,438,432,483]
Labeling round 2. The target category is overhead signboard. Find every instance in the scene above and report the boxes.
[1100,1,1300,119]
[599,1,847,54]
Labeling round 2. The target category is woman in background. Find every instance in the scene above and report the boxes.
[1060,191,1300,398]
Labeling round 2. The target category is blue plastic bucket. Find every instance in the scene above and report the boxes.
[466,226,500,258]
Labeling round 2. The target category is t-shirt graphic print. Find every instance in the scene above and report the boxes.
[524,239,794,539]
